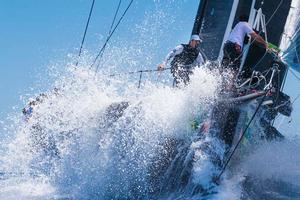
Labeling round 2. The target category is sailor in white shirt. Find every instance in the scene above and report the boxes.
[222,14,267,71]
[158,35,206,86]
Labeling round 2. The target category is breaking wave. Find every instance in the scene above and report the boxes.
[0,1,299,199]
[0,65,222,199]
[2,59,299,200]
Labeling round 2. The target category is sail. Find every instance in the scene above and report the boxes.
[192,0,238,60]
[280,0,300,72]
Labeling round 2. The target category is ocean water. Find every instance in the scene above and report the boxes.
[0,66,221,199]
[1,1,300,199]
[1,64,299,200]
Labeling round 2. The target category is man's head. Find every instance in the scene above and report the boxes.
[189,34,202,48]
[239,14,249,22]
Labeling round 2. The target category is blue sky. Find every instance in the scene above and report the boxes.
[0,0,197,116]
[0,0,299,135]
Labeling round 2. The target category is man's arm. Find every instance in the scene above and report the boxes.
[242,22,267,49]
[250,32,268,48]
[158,45,183,70]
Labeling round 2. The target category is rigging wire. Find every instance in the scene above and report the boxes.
[90,0,134,72]
[293,93,300,103]
[103,67,171,88]
[108,0,122,35]
[288,67,300,82]
[107,67,171,77]
[94,0,122,69]
[264,0,283,25]
[76,0,96,66]
[215,90,270,183]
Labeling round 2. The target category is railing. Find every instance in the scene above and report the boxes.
[108,67,172,88]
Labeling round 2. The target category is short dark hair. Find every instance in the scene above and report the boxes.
[239,14,249,22]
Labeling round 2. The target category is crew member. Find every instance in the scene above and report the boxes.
[158,34,206,86]
[222,14,267,72]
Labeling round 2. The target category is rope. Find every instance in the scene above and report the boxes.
[90,0,134,71]
[215,90,270,183]
[264,0,283,26]
[76,0,96,66]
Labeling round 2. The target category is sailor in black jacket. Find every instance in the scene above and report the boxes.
[158,35,206,86]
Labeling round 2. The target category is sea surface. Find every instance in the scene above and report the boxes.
[0,0,300,199]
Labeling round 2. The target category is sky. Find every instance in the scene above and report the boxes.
[0,0,299,135]
[0,0,197,116]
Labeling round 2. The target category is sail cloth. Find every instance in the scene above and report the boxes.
[281,0,300,72]
[192,0,237,60]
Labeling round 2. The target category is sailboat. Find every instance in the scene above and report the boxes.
[193,0,292,146]
[147,0,297,196]
[19,0,300,198]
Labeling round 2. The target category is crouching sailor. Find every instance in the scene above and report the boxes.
[158,34,206,86]
[222,14,267,73]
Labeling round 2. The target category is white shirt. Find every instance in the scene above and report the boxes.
[163,45,205,66]
[227,22,254,48]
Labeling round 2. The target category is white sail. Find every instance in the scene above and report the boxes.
[281,0,300,72]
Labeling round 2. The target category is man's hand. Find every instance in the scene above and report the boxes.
[157,63,165,71]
